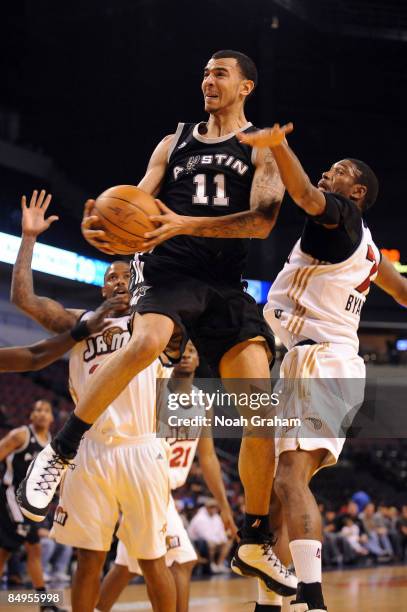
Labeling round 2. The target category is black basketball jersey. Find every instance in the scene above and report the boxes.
[141,121,258,284]
[3,425,50,489]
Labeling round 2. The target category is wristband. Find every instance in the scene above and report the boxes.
[70,319,90,342]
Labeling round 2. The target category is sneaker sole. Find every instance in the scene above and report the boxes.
[19,505,46,522]
[231,559,243,577]
[233,555,297,596]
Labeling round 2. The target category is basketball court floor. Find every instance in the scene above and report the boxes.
[2,565,405,611]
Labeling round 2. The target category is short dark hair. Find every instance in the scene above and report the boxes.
[347,158,379,212]
[211,49,258,90]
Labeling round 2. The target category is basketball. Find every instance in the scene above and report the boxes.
[94,185,161,254]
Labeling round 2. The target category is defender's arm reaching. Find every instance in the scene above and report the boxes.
[0,298,125,373]
[11,190,83,333]
[238,122,327,217]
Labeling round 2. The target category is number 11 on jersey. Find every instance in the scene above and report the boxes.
[193,173,229,206]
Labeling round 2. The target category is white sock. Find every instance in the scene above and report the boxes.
[289,539,322,584]
[257,579,283,606]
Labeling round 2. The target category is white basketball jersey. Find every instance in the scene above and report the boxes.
[264,223,381,352]
[167,437,200,489]
[164,386,203,490]
[69,313,165,440]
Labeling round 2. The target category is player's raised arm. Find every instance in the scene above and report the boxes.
[10,190,83,333]
[0,296,123,372]
[81,135,174,254]
[0,428,27,462]
[197,434,238,537]
[373,255,407,307]
[238,123,328,217]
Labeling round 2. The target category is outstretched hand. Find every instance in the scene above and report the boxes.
[85,295,130,334]
[21,190,59,237]
[238,122,294,148]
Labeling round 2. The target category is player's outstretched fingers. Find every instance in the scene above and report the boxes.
[281,122,294,136]
[83,198,96,218]
[238,122,294,148]
[34,189,47,208]
[42,193,53,211]
[29,190,38,208]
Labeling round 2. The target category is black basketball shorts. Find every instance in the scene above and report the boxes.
[130,262,275,372]
[0,485,39,551]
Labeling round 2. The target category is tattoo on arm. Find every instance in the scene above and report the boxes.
[11,235,78,333]
[250,149,285,220]
[189,152,284,239]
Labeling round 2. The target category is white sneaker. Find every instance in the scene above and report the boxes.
[234,536,297,596]
[216,563,231,574]
[210,562,222,574]
[53,571,71,582]
[17,443,74,521]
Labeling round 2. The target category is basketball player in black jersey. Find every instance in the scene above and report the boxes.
[19,51,297,596]
[0,400,67,612]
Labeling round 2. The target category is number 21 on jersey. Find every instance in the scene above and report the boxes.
[170,445,192,468]
[193,173,229,206]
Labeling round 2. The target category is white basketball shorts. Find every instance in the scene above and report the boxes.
[273,341,365,470]
[115,494,197,572]
[51,433,170,560]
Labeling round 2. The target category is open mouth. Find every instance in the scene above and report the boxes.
[114,288,129,297]
[317,180,329,191]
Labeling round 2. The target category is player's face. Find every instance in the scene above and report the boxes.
[174,341,199,375]
[31,401,53,429]
[102,262,131,301]
[318,160,366,204]
[202,58,252,114]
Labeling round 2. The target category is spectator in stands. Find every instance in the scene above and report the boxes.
[322,508,342,566]
[188,500,232,574]
[360,502,394,560]
[377,503,402,560]
[340,517,369,558]
[335,500,365,533]
[352,490,371,513]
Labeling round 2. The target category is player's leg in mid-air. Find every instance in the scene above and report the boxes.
[219,339,297,597]
[17,312,174,519]
[231,472,293,612]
